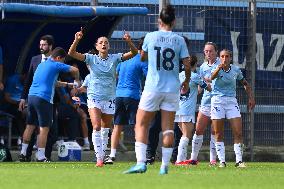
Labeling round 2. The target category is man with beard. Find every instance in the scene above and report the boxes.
[18,35,57,161]
[19,35,55,111]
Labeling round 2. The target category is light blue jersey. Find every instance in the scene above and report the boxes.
[29,58,71,103]
[142,30,189,93]
[211,64,244,97]
[199,58,220,107]
[176,71,207,116]
[82,74,90,88]
[84,53,122,101]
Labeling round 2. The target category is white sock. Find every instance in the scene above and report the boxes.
[234,143,243,163]
[177,137,189,162]
[92,130,103,161]
[110,148,117,158]
[20,143,29,156]
[83,137,89,145]
[215,142,225,163]
[161,147,173,168]
[101,128,110,158]
[37,148,46,160]
[210,134,217,162]
[190,134,203,160]
[135,142,147,164]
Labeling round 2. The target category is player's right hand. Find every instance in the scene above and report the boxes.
[75,28,84,40]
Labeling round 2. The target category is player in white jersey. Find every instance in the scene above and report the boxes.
[210,49,255,168]
[124,5,191,175]
[189,42,220,166]
[68,28,138,167]
[174,55,211,165]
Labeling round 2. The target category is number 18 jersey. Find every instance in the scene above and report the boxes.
[142,30,189,94]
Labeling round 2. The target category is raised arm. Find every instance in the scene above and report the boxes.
[121,32,138,61]
[211,63,224,81]
[240,79,255,111]
[68,28,86,62]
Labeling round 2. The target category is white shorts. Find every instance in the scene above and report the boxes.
[198,105,211,117]
[139,91,179,112]
[87,98,115,114]
[174,115,195,123]
[211,96,241,119]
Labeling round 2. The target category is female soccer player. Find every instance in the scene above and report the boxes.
[210,49,255,168]
[175,55,211,165]
[124,5,191,175]
[189,42,220,166]
[68,29,138,167]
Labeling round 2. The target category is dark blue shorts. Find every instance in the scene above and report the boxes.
[114,97,139,125]
[26,95,53,127]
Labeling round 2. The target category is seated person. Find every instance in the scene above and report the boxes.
[2,73,26,146]
[57,78,90,150]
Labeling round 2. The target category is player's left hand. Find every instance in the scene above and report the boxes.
[123,31,131,42]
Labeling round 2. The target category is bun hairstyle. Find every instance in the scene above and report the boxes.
[159,5,176,26]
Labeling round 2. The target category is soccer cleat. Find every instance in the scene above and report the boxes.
[219,162,227,168]
[184,159,199,165]
[123,163,147,174]
[82,143,90,151]
[235,161,246,168]
[96,160,104,167]
[175,161,189,166]
[145,156,155,165]
[104,155,115,164]
[18,154,31,162]
[159,166,168,175]
[36,158,50,162]
[33,144,37,150]
[209,160,217,166]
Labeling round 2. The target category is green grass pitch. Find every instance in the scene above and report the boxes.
[0,162,283,189]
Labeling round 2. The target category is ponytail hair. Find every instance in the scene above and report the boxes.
[159,5,176,26]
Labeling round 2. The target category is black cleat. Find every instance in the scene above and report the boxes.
[104,155,115,164]
[145,157,155,165]
[19,154,31,162]
[36,158,50,162]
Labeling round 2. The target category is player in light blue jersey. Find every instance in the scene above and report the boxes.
[68,28,138,167]
[124,5,191,175]
[211,49,255,168]
[174,55,211,165]
[20,47,80,162]
[189,42,220,166]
